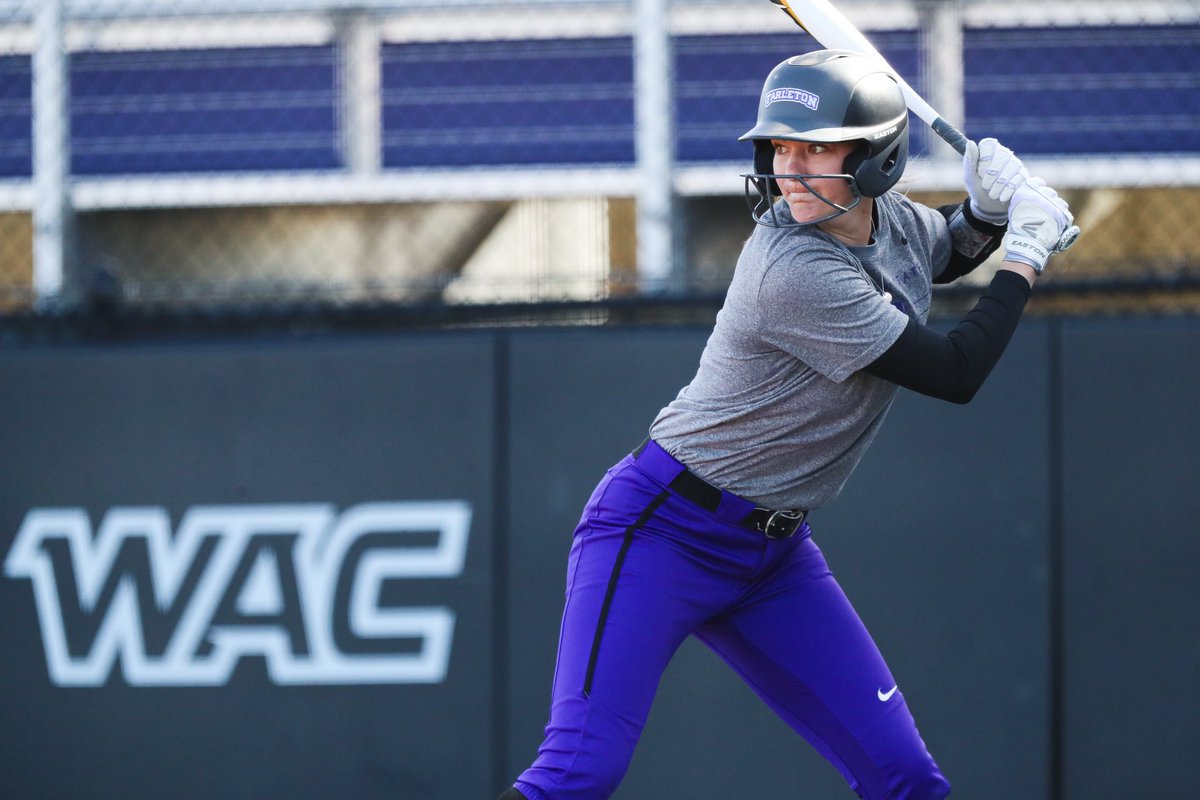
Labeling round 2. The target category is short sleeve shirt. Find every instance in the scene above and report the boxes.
[649,191,952,510]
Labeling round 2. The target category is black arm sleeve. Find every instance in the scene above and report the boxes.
[934,201,1008,285]
[862,270,1032,404]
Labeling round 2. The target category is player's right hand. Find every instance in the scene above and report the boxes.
[1001,177,1077,274]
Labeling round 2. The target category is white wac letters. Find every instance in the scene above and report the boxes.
[4,502,472,687]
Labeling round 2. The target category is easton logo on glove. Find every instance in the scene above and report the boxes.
[1020,219,1048,238]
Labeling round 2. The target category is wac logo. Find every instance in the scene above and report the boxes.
[4,502,471,687]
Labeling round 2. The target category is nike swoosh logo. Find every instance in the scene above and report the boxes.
[878,685,898,702]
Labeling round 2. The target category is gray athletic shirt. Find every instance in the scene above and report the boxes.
[650,190,952,511]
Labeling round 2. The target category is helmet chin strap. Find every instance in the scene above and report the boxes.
[743,173,862,228]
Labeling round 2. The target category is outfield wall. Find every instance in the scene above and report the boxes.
[1,317,1196,799]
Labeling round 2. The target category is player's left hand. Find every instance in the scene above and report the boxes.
[964,138,1029,224]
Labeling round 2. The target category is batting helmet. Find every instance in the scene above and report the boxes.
[740,49,910,225]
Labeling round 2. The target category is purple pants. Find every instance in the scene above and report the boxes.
[514,441,950,800]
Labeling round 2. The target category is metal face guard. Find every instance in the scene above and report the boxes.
[742,172,861,228]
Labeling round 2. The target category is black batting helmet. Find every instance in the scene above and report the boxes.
[740,50,910,225]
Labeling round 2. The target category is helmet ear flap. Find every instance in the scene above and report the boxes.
[753,140,780,197]
[842,141,869,191]
[843,124,909,198]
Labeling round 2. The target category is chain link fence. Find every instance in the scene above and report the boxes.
[0,0,1198,322]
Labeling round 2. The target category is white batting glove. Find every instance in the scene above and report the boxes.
[964,138,1029,224]
[1002,177,1076,274]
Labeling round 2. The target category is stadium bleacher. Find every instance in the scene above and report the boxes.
[1,23,1196,179]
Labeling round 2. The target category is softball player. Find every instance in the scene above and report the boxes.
[498,50,1075,800]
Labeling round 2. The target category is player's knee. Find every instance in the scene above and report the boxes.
[495,789,529,800]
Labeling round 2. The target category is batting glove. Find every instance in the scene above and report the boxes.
[1002,177,1077,274]
[964,138,1029,224]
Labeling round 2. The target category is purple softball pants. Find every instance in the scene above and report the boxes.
[513,440,950,800]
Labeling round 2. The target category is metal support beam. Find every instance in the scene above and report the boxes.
[337,11,383,175]
[920,0,965,160]
[633,0,676,292]
[32,0,74,305]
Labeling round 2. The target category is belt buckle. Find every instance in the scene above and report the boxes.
[762,508,806,539]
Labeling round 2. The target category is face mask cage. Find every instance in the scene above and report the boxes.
[741,172,862,228]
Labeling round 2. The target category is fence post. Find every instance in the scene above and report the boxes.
[32,0,74,306]
[633,0,676,292]
[920,0,965,161]
[337,10,383,175]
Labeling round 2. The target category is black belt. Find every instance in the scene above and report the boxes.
[632,439,808,539]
